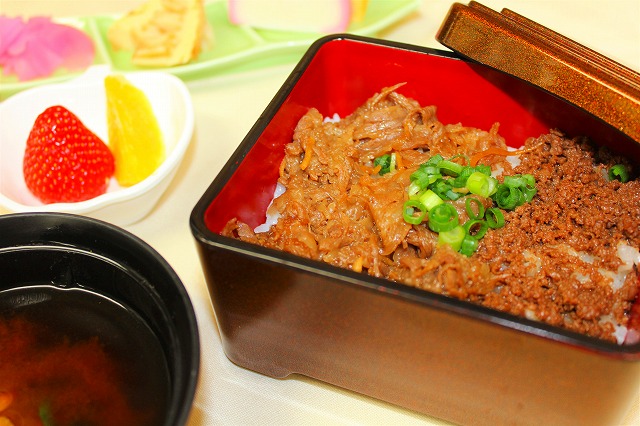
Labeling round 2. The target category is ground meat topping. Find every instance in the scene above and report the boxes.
[222,86,640,343]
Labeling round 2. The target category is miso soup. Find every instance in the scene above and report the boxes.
[0,285,170,426]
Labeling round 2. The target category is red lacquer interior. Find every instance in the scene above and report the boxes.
[204,37,637,233]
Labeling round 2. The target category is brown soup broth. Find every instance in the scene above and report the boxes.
[0,285,170,426]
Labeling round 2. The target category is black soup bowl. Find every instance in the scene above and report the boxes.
[0,212,199,426]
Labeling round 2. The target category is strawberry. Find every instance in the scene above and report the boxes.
[23,105,115,204]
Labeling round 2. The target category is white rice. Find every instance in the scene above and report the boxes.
[323,113,341,123]
[253,182,286,233]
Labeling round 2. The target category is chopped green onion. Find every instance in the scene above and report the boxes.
[493,185,522,210]
[431,179,454,200]
[463,219,489,240]
[428,203,459,232]
[423,165,441,176]
[522,174,536,187]
[467,171,498,198]
[503,175,526,187]
[444,189,463,201]
[608,164,630,183]
[374,153,396,175]
[475,164,492,176]
[522,186,537,202]
[410,168,441,190]
[460,235,479,256]
[420,173,442,188]
[418,189,444,211]
[500,174,537,205]
[404,153,538,257]
[451,166,475,188]
[403,199,427,225]
[439,160,463,176]
[407,181,422,197]
[373,154,390,173]
[438,226,465,251]
[503,174,536,189]
[521,174,537,201]
[425,154,444,166]
[465,197,485,220]
[485,207,505,228]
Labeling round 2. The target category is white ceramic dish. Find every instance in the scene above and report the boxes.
[0,65,194,226]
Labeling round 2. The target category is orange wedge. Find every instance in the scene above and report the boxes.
[105,74,165,187]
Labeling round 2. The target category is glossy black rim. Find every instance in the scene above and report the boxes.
[0,212,200,426]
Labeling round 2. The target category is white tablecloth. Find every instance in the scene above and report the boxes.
[2,1,639,424]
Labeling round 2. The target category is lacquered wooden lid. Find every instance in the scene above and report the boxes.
[437,1,640,143]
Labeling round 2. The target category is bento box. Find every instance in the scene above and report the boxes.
[190,34,640,426]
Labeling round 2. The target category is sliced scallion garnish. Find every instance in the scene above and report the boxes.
[402,153,534,256]
[428,203,459,233]
[608,164,630,183]
[439,159,464,176]
[403,199,428,225]
[418,189,444,211]
[485,208,505,229]
[465,197,485,220]
[373,153,397,176]
[463,219,489,240]
[460,234,479,256]
[493,185,522,210]
[438,226,466,251]
[467,171,498,198]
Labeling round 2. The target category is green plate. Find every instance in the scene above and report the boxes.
[0,0,420,99]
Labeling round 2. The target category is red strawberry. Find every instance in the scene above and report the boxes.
[23,105,115,204]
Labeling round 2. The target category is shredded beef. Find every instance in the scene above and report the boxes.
[223,84,640,343]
